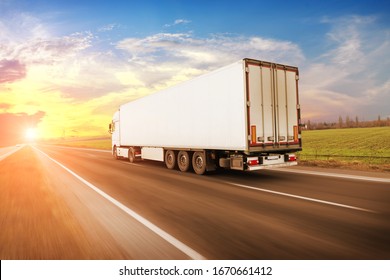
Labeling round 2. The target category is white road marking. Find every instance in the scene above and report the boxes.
[227,182,378,214]
[273,168,390,183]
[32,146,205,260]
[0,145,24,161]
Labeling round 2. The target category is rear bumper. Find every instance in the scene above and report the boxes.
[247,161,298,171]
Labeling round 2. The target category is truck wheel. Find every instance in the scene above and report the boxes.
[178,151,191,172]
[128,147,136,163]
[165,150,176,169]
[113,146,119,160]
[192,151,206,175]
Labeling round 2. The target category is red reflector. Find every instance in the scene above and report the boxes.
[288,155,297,161]
[248,159,259,166]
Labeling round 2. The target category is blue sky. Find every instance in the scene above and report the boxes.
[0,0,389,140]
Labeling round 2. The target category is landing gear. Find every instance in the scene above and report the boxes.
[128,147,136,163]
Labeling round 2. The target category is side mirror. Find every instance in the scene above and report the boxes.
[108,123,112,134]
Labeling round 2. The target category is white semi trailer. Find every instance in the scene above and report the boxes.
[109,58,302,175]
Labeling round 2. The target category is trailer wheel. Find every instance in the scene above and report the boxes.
[177,151,191,172]
[192,151,206,175]
[128,147,136,163]
[165,150,176,169]
[113,146,119,160]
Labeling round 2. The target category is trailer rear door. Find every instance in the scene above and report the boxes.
[245,59,300,151]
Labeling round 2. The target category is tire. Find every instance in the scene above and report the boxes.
[128,147,137,163]
[177,151,191,172]
[165,150,176,169]
[113,146,119,160]
[192,151,206,175]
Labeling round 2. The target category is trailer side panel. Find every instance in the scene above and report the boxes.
[119,61,247,151]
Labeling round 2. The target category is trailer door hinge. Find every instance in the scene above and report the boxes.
[247,101,251,107]
[245,67,249,73]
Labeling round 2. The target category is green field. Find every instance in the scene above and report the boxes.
[298,127,390,171]
[52,127,390,172]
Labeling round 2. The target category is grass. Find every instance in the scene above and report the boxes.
[298,127,390,172]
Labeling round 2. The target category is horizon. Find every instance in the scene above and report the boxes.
[1,0,389,145]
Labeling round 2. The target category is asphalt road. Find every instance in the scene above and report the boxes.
[1,144,389,260]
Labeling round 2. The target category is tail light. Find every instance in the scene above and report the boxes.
[247,158,259,166]
[288,154,297,162]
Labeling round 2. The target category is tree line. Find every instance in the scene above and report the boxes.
[303,115,390,130]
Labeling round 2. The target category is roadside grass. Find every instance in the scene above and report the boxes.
[298,127,390,172]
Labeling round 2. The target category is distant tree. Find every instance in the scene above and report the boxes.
[346,115,351,128]
[306,120,312,130]
[376,115,383,127]
[301,115,389,130]
[338,116,343,128]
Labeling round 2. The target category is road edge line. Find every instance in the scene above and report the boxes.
[0,145,24,162]
[32,145,205,260]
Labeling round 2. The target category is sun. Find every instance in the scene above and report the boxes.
[25,128,37,141]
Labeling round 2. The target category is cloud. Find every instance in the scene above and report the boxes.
[0,12,94,65]
[0,59,26,83]
[0,12,49,44]
[98,23,119,32]
[300,15,390,121]
[1,13,119,100]
[174,19,191,25]
[117,33,303,65]
[4,31,94,65]
[164,18,191,27]
[116,32,304,90]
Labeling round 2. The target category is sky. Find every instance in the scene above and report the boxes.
[0,0,389,144]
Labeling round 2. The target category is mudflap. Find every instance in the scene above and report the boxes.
[206,151,217,172]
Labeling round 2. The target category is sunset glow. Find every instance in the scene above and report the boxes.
[25,128,37,141]
[0,1,389,146]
